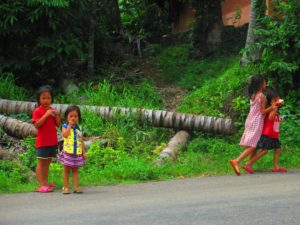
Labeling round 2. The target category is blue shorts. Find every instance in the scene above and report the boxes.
[36,146,57,159]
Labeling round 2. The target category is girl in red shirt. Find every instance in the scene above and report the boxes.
[242,88,286,174]
[32,85,61,192]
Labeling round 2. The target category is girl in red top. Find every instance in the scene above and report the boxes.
[32,85,61,192]
[242,88,286,174]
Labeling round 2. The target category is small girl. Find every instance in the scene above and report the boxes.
[242,88,286,173]
[229,75,275,175]
[32,85,61,193]
[57,105,87,194]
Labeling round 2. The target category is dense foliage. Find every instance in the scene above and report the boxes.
[249,0,300,91]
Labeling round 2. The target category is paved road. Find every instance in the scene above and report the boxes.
[1,170,300,225]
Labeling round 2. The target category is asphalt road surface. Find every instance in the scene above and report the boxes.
[1,170,300,225]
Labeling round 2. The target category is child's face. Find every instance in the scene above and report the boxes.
[40,91,52,108]
[67,110,79,125]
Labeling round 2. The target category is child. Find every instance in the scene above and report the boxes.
[57,105,87,194]
[229,75,275,175]
[242,88,286,173]
[32,85,61,192]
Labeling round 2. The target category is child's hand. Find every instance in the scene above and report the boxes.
[276,99,284,107]
[68,118,76,125]
[51,109,59,116]
[45,109,53,117]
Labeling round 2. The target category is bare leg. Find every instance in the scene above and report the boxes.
[44,158,52,186]
[36,158,46,187]
[72,168,79,189]
[249,149,257,161]
[246,150,268,168]
[235,147,256,164]
[63,165,71,189]
[230,146,256,175]
[273,148,281,170]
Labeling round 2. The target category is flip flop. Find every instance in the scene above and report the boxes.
[229,160,240,176]
[37,186,53,193]
[272,167,287,173]
[242,165,254,174]
[73,187,84,193]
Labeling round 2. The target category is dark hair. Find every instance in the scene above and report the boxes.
[37,85,54,105]
[64,105,82,122]
[247,75,265,98]
[266,88,280,107]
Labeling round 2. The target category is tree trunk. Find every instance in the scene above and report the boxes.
[157,130,190,163]
[241,0,265,65]
[0,115,36,138]
[112,0,122,34]
[192,0,224,56]
[0,99,235,135]
[87,1,96,75]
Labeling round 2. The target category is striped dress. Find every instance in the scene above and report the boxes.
[57,123,85,168]
[240,93,265,148]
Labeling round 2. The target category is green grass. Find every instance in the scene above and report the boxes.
[0,73,28,100]
[57,80,164,109]
[155,44,238,89]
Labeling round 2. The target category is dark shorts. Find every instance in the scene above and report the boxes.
[36,146,58,159]
[256,135,281,150]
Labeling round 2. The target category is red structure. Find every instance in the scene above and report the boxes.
[171,0,272,33]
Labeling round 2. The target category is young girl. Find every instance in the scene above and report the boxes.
[242,88,286,174]
[57,105,87,194]
[229,75,275,175]
[32,85,61,192]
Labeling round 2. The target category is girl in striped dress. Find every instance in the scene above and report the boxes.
[58,105,87,194]
[229,75,275,175]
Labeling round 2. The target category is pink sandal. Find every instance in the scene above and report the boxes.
[37,186,53,193]
[272,168,287,173]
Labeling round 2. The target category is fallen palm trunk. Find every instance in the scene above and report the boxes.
[0,114,36,138]
[157,130,190,163]
[0,99,234,135]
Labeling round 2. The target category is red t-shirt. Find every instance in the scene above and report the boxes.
[32,106,58,148]
[262,113,280,139]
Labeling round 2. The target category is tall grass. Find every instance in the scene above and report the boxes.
[0,73,28,100]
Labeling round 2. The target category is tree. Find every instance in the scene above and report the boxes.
[191,0,224,57]
[241,0,265,65]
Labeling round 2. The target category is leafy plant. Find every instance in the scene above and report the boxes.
[0,73,28,100]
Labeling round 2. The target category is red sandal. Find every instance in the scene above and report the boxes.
[272,168,287,173]
[242,165,254,174]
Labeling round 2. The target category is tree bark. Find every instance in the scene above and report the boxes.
[0,99,235,135]
[0,115,36,138]
[241,0,265,65]
[157,130,190,163]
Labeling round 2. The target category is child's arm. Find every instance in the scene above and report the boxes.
[52,109,61,127]
[268,107,278,121]
[260,94,276,115]
[82,138,87,161]
[34,109,52,128]
[62,123,72,138]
